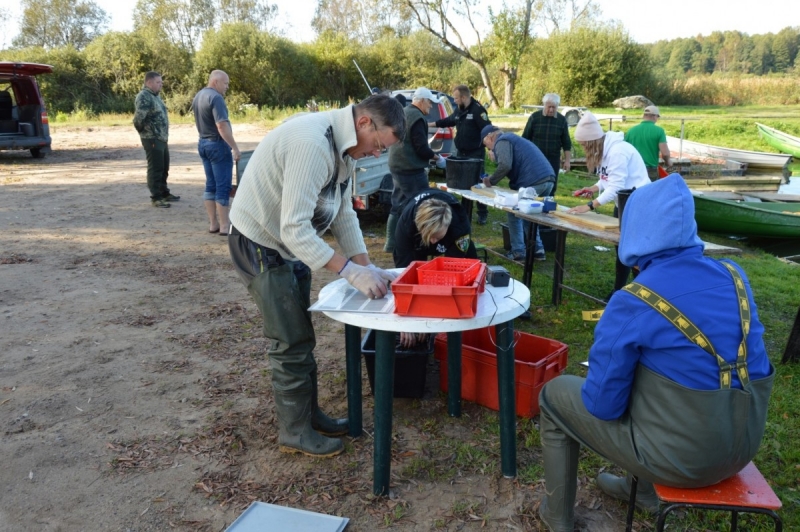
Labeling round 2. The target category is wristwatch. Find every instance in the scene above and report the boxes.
[587,200,595,211]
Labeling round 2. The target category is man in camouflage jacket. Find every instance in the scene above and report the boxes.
[134,71,178,208]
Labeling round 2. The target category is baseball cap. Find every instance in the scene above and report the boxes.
[644,105,660,117]
[480,125,500,142]
[412,87,439,103]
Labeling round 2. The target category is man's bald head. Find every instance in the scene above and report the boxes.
[208,70,230,96]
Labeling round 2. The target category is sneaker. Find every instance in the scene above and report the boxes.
[151,198,171,208]
[477,214,488,225]
[504,251,524,261]
[534,250,546,261]
[164,193,181,202]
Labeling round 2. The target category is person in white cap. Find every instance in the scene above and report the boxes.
[624,105,671,181]
[384,87,445,252]
[568,111,650,297]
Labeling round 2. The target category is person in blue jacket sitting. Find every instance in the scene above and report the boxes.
[536,174,775,532]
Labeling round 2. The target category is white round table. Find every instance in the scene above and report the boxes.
[319,275,530,495]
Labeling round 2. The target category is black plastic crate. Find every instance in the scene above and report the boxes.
[540,227,557,252]
[361,330,435,398]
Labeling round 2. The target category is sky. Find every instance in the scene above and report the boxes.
[2,0,799,48]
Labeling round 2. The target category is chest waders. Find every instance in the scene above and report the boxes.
[537,265,775,532]
[621,262,774,486]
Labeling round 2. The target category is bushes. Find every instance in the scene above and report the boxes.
[515,26,650,107]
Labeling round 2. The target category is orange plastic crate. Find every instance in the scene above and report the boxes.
[392,261,486,318]
[417,257,483,287]
[434,328,568,418]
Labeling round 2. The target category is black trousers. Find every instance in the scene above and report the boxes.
[141,138,170,200]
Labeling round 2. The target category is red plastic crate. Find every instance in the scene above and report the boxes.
[392,261,486,318]
[417,257,483,287]
[433,328,568,418]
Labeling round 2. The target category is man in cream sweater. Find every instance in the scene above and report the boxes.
[229,94,405,457]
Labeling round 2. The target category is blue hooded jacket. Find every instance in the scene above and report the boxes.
[581,174,772,420]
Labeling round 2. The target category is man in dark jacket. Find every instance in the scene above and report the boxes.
[536,175,774,532]
[385,87,444,252]
[481,125,555,261]
[521,93,571,194]
[430,85,492,224]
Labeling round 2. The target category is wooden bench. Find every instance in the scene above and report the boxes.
[626,462,783,531]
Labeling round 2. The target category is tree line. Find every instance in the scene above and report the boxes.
[1,0,798,116]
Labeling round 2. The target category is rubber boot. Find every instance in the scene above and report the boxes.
[538,437,580,532]
[274,389,344,457]
[217,203,231,235]
[310,370,348,436]
[204,200,218,232]
[596,473,660,513]
[383,213,398,253]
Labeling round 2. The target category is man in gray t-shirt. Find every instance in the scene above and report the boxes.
[191,70,240,236]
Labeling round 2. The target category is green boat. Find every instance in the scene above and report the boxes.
[692,192,800,238]
[756,123,800,158]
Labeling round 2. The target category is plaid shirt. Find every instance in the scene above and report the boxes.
[521,111,571,160]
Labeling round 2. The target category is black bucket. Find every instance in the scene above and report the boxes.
[445,157,483,190]
[616,188,636,227]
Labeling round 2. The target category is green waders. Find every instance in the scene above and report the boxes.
[383,213,398,253]
[247,262,344,457]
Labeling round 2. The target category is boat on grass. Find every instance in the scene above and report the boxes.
[692,191,800,238]
[756,123,800,158]
[668,136,792,170]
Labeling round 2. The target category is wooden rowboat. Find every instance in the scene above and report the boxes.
[668,136,792,170]
[756,123,800,158]
[692,191,800,237]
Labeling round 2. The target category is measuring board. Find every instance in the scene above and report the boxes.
[470,185,498,198]
[549,206,619,231]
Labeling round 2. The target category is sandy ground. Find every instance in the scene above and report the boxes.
[0,124,621,532]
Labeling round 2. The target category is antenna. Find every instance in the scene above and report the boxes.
[353,60,372,95]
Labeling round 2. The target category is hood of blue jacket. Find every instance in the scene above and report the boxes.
[619,173,704,267]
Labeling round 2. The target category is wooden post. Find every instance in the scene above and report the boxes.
[782,306,800,363]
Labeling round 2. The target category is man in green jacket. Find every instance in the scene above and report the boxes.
[133,71,179,208]
[624,105,671,181]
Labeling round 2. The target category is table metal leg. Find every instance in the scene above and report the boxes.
[552,230,567,306]
[344,324,362,437]
[373,329,396,496]
[495,320,517,478]
[522,222,537,287]
[446,331,462,417]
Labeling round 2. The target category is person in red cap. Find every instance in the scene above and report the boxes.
[624,105,671,181]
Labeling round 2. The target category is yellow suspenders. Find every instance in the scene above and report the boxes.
[622,262,751,389]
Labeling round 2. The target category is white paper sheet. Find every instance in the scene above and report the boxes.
[309,286,395,314]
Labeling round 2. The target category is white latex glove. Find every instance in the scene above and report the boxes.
[367,263,398,282]
[435,156,447,169]
[339,261,389,299]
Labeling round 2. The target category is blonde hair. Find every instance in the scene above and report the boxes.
[415,199,452,246]
[581,136,605,173]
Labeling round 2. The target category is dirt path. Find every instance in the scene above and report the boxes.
[0,124,620,531]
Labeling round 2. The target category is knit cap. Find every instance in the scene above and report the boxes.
[574,111,605,142]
